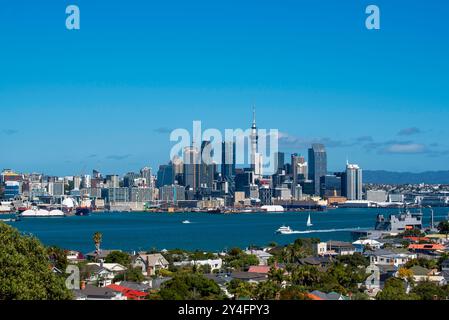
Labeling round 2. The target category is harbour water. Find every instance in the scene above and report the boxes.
[4,208,449,253]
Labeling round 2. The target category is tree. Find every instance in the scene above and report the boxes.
[105,251,131,266]
[159,273,224,300]
[279,286,310,300]
[337,253,370,268]
[92,232,102,255]
[268,267,285,285]
[113,267,145,283]
[254,280,280,300]
[376,278,412,300]
[227,279,255,299]
[411,281,447,300]
[0,222,73,300]
[47,246,68,271]
[224,249,259,271]
[290,265,322,287]
[405,258,437,270]
[397,268,414,283]
[438,221,449,239]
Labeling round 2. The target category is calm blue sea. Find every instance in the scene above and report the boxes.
[3,208,449,253]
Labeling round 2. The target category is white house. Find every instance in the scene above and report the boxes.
[132,253,169,276]
[368,249,417,267]
[174,259,223,271]
[244,249,273,266]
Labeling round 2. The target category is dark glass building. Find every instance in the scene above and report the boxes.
[320,174,342,197]
[221,141,236,180]
[308,144,327,196]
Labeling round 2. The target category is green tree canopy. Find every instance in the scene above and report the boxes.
[438,221,449,238]
[159,273,224,300]
[113,267,145,283]
[105,251,131,266]
[411,281,447,300]
[0,222,72,300]
[376,277,415,300]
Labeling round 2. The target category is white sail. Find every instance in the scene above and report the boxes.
[307,214,313,227]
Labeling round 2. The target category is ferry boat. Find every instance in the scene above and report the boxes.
[276,225,295,235]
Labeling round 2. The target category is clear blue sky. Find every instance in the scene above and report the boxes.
[0,0,448,175]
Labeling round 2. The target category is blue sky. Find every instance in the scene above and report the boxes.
[0,0,448,175]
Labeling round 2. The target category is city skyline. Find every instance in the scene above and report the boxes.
[1,1,449,175]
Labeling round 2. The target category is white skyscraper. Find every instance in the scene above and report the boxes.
[346,162,363,200]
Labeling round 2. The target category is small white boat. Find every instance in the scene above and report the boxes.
[307,213,313,227]
[182,220,191,224]
[276,225,295,234]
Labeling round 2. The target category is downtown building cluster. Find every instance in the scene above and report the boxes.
[0,111,365,213]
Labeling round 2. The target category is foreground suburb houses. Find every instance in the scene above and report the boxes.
[66,225,449,300]
[132,253,169,276]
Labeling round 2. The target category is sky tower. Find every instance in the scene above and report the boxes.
[250,107,262,178]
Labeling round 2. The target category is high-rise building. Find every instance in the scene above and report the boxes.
[124,172,140,188]
[92,170,102,179]
[320,174,342,198]
[274,152,285,173]
[200,140,215,189]
[346,163,363,200]
[160,184,186,203]
[221,141,236,180]
[291,154,307,191]
[140,167,152,187]
[156,164,174,188]
[3,181,20,200]
[48,181,65,196]
[73,176,82,190]
[308,144,327,196]
[106,175,120,188]
[183,146,201,192]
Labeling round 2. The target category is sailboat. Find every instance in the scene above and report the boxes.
[306,213,313,227]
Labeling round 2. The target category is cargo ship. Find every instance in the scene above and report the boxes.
[75,197,92,216]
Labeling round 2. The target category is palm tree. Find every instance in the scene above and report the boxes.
[93,232,103,255]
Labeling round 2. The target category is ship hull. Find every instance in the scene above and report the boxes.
[75,207,91,216]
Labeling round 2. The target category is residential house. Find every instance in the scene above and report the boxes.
[132,253,169,276]
[326,241,356,256]
[174,258,223,271]
[107,284,148,300]
[85,249,120,261]
[352,239,382,253]
[403,266,446,285]
[118,281,151,292]
[248,266,271,274]
[84,262,127,287]
[298,256,333,270]
[310,290,349,300]
[408,244,446,254]
[244,249,273,266]
[66,250,85,263]
[73,284,127,300]
[367,249,417,267]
